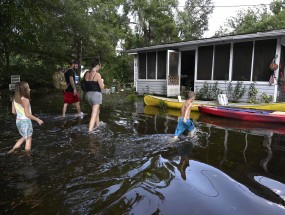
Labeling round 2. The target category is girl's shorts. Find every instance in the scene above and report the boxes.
[16,119,33,139]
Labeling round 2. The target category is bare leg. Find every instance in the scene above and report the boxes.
[96,107,100,126]
[89,104,100,132]
[75,101,81,114]
[8,137,25,154]
[62,103,68,117]
[25,137,32,152]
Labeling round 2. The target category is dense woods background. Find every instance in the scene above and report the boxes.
[0,0,284,89]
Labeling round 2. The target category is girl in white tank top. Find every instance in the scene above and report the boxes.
[8,82,44,154]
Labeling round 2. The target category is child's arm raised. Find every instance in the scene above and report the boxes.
[22,98,44,125]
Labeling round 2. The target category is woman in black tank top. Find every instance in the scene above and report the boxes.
[84,57,105,132]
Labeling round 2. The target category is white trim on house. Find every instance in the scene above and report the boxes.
[250,41,255,81]
[229,43,233,81]
[274,39,282,102]
[211,46,215,80]
[134,55,138,90]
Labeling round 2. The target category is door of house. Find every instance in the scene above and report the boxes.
[167,50,181,97]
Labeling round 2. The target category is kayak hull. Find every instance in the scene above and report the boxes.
[198,106,285,123]
[144,95,285,112]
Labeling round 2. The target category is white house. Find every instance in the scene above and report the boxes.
[124,29,285,102]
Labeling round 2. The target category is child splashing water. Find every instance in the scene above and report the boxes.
[173,91,196,141]
[8,81,44,154]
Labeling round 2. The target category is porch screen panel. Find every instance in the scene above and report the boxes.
[169,52,179,77]
[232,42,253,81]
[253,39,277,81]
[214,44,230,80]
[138,53,146,79]
[157,50,166,79]
[197,46,213,80]
[147,52,156,79]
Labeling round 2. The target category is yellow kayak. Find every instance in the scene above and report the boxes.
[144,105,201,120]
[144,95,285,112]
[144,95,214,112]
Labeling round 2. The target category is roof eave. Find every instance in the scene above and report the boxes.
[122,29,285,54]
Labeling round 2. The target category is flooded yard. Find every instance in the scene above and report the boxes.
[1,90,285,215]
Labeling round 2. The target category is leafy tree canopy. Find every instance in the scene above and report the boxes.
[0,0,214,88]
[214,0,285,36]
[177,0,214,40]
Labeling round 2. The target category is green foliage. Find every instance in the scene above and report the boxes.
[248,82,259,104]
[123,0,180,48]
[270,0,284,15]
[195,81,223,100]
[102,91,143,106]
[215,0,285,36]
[99,54,133,88]
[177,0,214,40]
[0,0,131,88]
[0,0,214,88]
[126,93,138,103]
[227,81,246,102]
[261,93,273,103]
[158,99,167,109]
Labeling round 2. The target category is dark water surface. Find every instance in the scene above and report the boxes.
[1,90,285,215]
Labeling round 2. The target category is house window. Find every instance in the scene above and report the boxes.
[157,50,166,79]
[197,46,213,80]
[147,52,156,79]
[214,44,231,80]
[232,42,253,81]
[253,39,277,81]
[138,53,146,79]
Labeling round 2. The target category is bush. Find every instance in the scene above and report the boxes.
[227,81,246,102]
[261,93,273,103]
[195,81,223,100]
[248,82,258,104]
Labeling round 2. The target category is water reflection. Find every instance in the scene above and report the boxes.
[1,92,285,214]
[3,154,43,210]
[261,134,273,173]
[142,106,285,207]
[177,142,193,180]
[254,176,285,201]
[196,114,285,175]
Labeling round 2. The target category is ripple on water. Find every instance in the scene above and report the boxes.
[2,94,285,214]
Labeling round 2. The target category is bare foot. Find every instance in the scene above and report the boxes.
[7,147,19,154]
[170,136,179,143]
[24,150,31,157]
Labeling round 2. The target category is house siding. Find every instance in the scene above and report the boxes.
[277,86,285,101]
[136,80,167,95]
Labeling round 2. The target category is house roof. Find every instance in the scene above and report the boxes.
[123,29,285,54]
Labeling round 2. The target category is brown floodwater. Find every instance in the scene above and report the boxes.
[1,90,285,215]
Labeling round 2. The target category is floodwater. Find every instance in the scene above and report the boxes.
[1,90,285,215]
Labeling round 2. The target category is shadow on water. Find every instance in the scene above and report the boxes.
[1,90,285,214]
